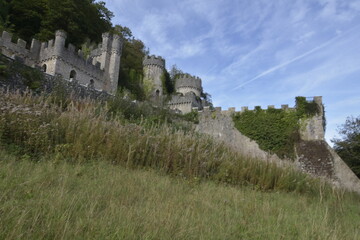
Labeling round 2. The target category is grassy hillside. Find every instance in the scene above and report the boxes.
[1,149,359,239]
[0,92,359,239]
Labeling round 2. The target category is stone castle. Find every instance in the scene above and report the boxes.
[1,30,359,194]
[143,55,207,113]
[0,30,122,94]
[0,30,207,111]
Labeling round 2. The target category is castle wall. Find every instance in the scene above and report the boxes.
[0,31,39,67]
[299,96,325,141]
[195,97,360,194]
[47,58,104,90]
[0,30,122,94]
[168,92,203,114]
[325,143,360,194]
[143,55,165,97]
[143,65,164,95]
[169,102,193,113]
[175,74,202,97]
[177,86,201,97]
[195,109,292,168]
[0,54,111,101]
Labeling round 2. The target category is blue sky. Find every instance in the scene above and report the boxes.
[103,0,360,144]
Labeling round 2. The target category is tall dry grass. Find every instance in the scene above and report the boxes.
[0,92,340,195]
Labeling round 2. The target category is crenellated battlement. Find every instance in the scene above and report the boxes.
[0,31,42,64]
[191,96,322,116]
[168,92,203,113]
[175,73,202,97]
[0,30,123,94]
[143,55,165,68]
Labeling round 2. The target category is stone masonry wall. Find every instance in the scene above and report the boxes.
[0,30,122,95]
[195,100,360,194]
[195,109,293,168]
[0,55,110,101]
[143,55,165,97]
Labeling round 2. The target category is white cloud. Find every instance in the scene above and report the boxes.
[103,0,360,141]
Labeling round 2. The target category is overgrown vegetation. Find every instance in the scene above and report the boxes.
[233,97,322,159]
[115,25,148,100]
[0,55,44,91]
[182,110,199,124]
[0,92,334,195]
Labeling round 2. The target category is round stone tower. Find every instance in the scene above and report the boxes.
[143,55,166,97]
[54,30,67,56]
[175,74,203,97]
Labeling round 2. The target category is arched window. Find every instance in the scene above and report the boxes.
[88,79,95,88]
[42,64,47,73]
[155,89,160,96]
[69,70,77,81]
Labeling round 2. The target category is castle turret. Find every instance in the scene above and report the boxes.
[54,30,67,56]
[100,33,112,72]
[143,55,166,97]
[107,34,123,94]
[175,74,202,97]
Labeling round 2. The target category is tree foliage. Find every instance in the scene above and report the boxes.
[3,0,113,47]
[169,64,183,80]
[115,25,148,100]
[332,116,360,178]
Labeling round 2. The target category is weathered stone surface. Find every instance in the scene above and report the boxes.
[0,57,111,101]
[196,106,360,194]
[195,110,292,168]
[0,30,122,94]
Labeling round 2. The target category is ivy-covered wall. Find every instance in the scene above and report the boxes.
[232,97,322,159]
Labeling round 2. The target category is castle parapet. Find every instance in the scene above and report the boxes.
[143,55,165,69]
[281,104,289,110]
[0,31,39,65]
[175,73,203,97]
[1,30,123,94]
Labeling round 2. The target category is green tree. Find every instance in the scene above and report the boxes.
[332,116,360,178]
[115,25,148,100]
[169,64,183,81]
[5,0,113,47]
[37,0,113,46]
[0,0,12,32]
[7,0,47,42]
[161,70,174,95]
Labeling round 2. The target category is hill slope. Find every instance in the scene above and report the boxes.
[1,149,359,239]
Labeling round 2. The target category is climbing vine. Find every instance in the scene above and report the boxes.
[233,98,323,159]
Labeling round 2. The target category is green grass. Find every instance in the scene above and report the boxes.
[1,92,360,239]
[0,149,359,239]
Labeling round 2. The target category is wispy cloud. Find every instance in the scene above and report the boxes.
[104,0,360,142]
[233,25,359,90]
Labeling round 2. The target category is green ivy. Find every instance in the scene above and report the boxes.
[233,108,299,159]
[233,98,323,159]
[295,96,320,117]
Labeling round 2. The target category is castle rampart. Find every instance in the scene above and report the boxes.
[143,55,165,69]
[0,30,123,94]
[175,74,202,97]
[168,92,203,113]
